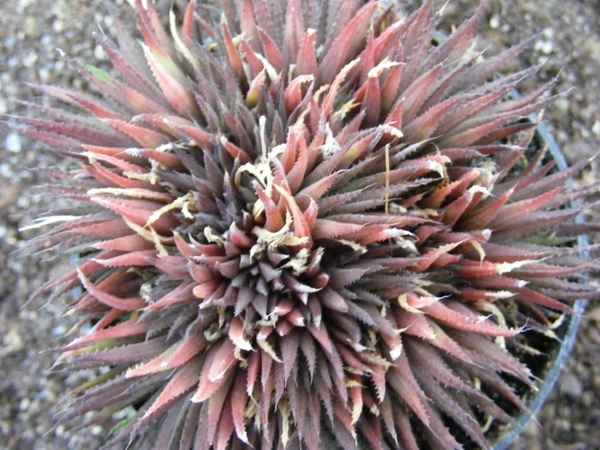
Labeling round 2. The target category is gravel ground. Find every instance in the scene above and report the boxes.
[1,0,599,449]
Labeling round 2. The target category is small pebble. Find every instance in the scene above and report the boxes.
[52,325,68,336]
[52,19,63,33]
[560,372,584,398]
[93,43,106,61]
[534,39,554,55]
[489,15,500,29]
[22,49,38,68]
[554,98,570,112]
[19,398,31,412]
[5,132,22,153]
[24,16,36,36]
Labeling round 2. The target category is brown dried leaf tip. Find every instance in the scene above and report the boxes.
[21,0,600,449]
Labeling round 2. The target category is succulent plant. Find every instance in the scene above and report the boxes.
[21,0,599,449]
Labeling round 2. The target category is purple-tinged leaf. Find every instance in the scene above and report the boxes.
[77,268,146,311]
[489,186,566,230]
[318,3,377,85]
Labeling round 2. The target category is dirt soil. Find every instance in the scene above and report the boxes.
[1,0,599,449]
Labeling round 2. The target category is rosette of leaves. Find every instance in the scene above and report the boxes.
[21,0,599,449]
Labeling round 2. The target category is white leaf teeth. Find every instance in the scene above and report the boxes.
[320,122,341,158]
[495,259,539,275]
[256,327,282,362]
[19,215,79,231]
[367,57,400,79]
